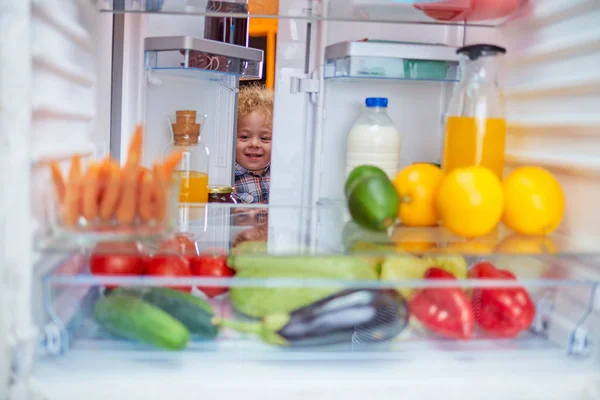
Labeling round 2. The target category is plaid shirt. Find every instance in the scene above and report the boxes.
[234,162,270,204]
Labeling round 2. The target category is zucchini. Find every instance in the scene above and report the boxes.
[229,255,378,275]
[229,256,379,318]
[112,287,218,339]
[93,295,190,351]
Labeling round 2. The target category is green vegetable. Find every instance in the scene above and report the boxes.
[232,240,268,255]
[341,220,392,253]
[344,165,389,197]
[93,295,190,350]
[229,254,378,274]
[111,287,218,339]
[229,256,378,318]
[347,175,399,231]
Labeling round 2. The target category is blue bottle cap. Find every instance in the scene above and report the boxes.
[365,97,388,108]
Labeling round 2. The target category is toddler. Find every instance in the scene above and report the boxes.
[234,85,274,204]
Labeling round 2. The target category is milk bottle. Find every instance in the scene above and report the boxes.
[345,97,402,179]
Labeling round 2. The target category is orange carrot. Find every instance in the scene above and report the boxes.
[63,156,82,226]
[99,160,122,220]
[50,162,66,204]
[139,172,154,222]
[116,125,144,225]
[126,124,144,167]
[152,163,168,223]
[162,149,184,178]
[82,161,101,221]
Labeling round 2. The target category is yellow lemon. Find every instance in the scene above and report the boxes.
[391,226,438,254]
[502,166,565,236]
[392,163,445,227]
[436,166,504,238]
[495,234,558,254]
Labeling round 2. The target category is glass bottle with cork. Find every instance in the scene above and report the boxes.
[164,110,209,203]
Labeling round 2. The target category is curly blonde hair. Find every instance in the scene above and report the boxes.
[238,84,274,127]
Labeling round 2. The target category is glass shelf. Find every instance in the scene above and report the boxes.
[41,248,598,360]
[98,0,527,27]
[37,203,600,257]
[144,36,264,79]
[324,41,460,82]
[38,202,600,361]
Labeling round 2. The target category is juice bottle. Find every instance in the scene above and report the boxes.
[163,110,210,203]
[443,116,506,179]
[443,44,507,180]
[177,170,209,203]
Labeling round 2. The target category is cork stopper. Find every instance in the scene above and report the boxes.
[172,110,201,145]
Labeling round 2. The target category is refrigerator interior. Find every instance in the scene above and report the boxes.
[0,0,599,398]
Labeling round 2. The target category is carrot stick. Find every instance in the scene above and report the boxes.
[152,163,168,223]
[162,149,184,178]
[139,172,154,222]
[116,125,144,225]
[50,162,66,204]
[126,124,143,166]
[99,160,122,221]
[63,156,82,226]
[82,161,101,221]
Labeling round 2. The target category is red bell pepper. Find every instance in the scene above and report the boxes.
[469,261,535,338]
[409,267,475,340]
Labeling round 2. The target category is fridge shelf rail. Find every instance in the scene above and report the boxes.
[324,40,460,82]
[144,36,263,79]
[97,0,527,27]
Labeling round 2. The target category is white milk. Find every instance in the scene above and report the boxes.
[345,98,402,179]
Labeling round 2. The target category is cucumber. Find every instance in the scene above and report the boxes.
[344,165,389,197]
[111,287,218,339]
[347,175,399,231]
[93,295,190,350]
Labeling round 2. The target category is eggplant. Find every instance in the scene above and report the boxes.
[214,289,409,346]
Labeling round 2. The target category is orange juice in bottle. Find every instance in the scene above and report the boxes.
[443,44,507,180]
[443,116,506,179]
[177,170,209,203]
[163,110,210,203]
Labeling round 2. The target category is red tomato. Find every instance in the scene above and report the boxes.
[147,255,193,292]
[90,242,146,289]
[190,252,234,298]
[158,233,198,257]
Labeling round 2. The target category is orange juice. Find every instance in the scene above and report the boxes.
[176,170,209,203]
[442,116,506,179]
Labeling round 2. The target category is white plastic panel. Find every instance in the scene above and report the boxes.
[31,0,97,163]
[502,0,600,242]
[0,2,32,398]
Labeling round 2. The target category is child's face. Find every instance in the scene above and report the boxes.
[236,111,272,173]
